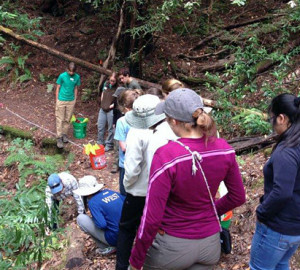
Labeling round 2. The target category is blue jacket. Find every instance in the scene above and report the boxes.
[256,142,300,235]
[88,189,125,245]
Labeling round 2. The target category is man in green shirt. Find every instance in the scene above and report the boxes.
[118,67,141,89]
[55,62,81,148]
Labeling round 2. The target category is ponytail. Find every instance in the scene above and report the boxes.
[192,109,217,140]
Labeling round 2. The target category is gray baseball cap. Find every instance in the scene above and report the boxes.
[155,88,209,122]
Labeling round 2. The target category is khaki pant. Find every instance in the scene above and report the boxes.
[55,100,75,138]
[143,232,221,270]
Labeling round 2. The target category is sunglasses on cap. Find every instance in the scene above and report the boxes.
[50,183,61,189]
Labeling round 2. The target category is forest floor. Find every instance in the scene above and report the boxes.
[1,0,300,269]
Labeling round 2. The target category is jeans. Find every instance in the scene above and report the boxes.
[250,221,300,270]
[119,167,126,196]
[97,109,114,147]
[116,194,146,270]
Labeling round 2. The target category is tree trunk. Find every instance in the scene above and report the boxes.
[97,0,126,93]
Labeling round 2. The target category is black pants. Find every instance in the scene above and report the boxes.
[116,194,146,270]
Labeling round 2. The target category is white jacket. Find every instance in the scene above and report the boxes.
[124,128,153,196]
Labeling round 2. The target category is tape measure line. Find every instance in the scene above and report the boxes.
[4,107,83,149]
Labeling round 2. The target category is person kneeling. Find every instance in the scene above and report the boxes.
[73,176,125,255]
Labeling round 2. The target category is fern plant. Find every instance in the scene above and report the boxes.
[1,138,64,268]
[0,43,32,83]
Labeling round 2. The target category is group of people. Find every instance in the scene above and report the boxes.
[50,62,300,270]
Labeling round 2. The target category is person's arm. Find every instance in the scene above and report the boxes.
[124,130,143,188]
[67,175,84,214]
[56,85,61,101]
[114,118,127,152]
[45,186,54,222]
[74,86,78,101]
[56,74,63,101]
[256,148,298,221]
[74,75,81,101]
[119,141,126,152]
[215,153,246,216]
[129,153,172,269]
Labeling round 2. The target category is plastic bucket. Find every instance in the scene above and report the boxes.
[89,145,107,170]
[73,117,87,139]
[220,210,232,229]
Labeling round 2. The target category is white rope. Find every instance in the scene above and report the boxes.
[4,107,83,149]
[174,139,222,231]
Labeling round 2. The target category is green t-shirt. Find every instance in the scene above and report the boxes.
[56,71,81,101]
[125,79,141,90]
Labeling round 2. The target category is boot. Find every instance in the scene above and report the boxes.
[62,134,68,143]
[57,137,63,148]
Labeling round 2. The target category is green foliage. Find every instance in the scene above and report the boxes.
[4,138,64,182]
[1,138,64,267]
[0,43,32,83]
[0,1,44,40]
[232,110,270,135]
[81,88,95,102]
[230,0,247,6]
[47,83,55,93]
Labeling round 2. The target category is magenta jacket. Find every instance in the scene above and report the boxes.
[129,137,246,269]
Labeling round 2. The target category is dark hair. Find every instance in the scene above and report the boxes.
[146,87,164,99]
[269,93,300,149]
[118,67,130,77]
[68,62,76,72]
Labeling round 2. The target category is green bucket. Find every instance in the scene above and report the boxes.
[72,117,87,139]
[220,219,231,229]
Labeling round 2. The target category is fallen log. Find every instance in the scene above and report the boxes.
[198,55,235,72]
[231,133,277,154]
[191,13,285,51]
[0,25,158,89]
[178,48,230,61]
[255,36,300,75]
[0,124,65,152]
[190,31,225,52]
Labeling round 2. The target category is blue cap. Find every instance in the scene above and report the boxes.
[48,174,63,194]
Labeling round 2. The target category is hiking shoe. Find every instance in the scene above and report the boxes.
[95,246,116,255]
[105,145,113,152]
[57,138,63,148]
[62,134,68,143]
[110,164,119,174]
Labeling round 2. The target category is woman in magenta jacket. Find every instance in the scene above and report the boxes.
[129,88,246,270]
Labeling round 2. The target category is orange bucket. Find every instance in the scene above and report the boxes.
[89,144,107,170]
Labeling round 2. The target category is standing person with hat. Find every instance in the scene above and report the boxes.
[45,172,84,229]
[115,94,166,270]
[74,176,125,255]
[128,88,245,270]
